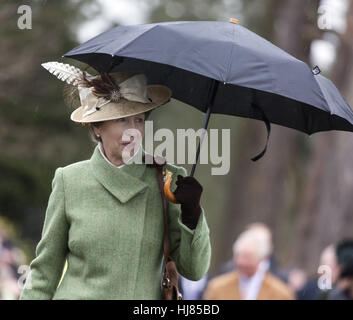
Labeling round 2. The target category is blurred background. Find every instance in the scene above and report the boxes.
[1,0,353,299]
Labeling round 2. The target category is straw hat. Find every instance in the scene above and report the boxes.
[41,62,172,123]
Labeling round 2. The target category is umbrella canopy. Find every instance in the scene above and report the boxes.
[64,20,353,173]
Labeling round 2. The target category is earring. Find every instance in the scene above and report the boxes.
[97,134,100,138]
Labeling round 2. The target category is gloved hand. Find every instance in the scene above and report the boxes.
[173,175,203,230]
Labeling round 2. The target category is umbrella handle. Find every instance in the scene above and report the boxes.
[164,169,179,203]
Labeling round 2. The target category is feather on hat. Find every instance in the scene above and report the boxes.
[41,61,172,123]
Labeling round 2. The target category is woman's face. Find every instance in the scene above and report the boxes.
[93,112,146,165]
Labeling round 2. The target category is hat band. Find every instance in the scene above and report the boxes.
[81,73,152,118]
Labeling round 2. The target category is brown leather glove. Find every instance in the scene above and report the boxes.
[173,175,203,230]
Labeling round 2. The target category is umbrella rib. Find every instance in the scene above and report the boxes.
[111,25,159,56]
[225,24,236,83]
[314,75,353,121]
[250,102,271,161]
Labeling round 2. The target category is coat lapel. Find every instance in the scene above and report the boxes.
[89,145,149,203]
[256,273,273,300]
[231,271,241,300]
[220,271,242,300]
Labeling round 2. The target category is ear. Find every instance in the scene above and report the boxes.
[91,124,101,137]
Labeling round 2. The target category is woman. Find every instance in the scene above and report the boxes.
[20,63,211,299]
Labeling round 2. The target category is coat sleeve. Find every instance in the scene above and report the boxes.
[20,167,69,300]
[167,166,211,281]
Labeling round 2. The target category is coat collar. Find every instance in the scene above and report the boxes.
[89,144,150,203]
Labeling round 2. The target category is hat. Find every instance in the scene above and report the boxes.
[41,62,172,123]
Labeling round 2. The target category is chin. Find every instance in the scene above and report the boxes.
[120,146,135,158]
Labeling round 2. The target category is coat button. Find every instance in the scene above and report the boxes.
[140,189,145,194]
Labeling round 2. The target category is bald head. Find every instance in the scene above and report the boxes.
[232,229,271,277]
[246,223,273,255]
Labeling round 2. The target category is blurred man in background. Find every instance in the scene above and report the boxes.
[297,244,339,300]
[325,239,353,300]
[203,228,294,300]
[216,223,289,283]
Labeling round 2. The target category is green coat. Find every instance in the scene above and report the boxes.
[20,145,211,300]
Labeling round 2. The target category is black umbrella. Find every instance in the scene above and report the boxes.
[64,20,353,176]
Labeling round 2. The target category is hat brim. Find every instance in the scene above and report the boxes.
[70,85,172,123]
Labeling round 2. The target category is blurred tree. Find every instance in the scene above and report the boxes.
[149,0,242,23]
[0,0,99,245]
[293,0,353,272]
[217,0,322,273]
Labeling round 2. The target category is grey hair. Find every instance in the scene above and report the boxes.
[232,230,272,261]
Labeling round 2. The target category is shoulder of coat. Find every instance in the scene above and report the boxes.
[263,272,294,299]
[206,270,238,290]
[61,159,90,174]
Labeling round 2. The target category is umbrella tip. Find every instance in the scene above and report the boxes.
[229,18,239,24]
[312,65,321,75]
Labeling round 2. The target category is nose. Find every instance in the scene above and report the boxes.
[122,122,142,142]
[127,118,138,129]
[130,122,138,130]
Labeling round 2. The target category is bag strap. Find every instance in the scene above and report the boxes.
[146,156,182,299]
[144,153,171,269]
[156,165,170,267]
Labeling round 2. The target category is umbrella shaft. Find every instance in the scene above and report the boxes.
[190,80,219,177]
[190,106,212,177]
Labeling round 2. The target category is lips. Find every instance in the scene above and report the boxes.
[121,141,135,148]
